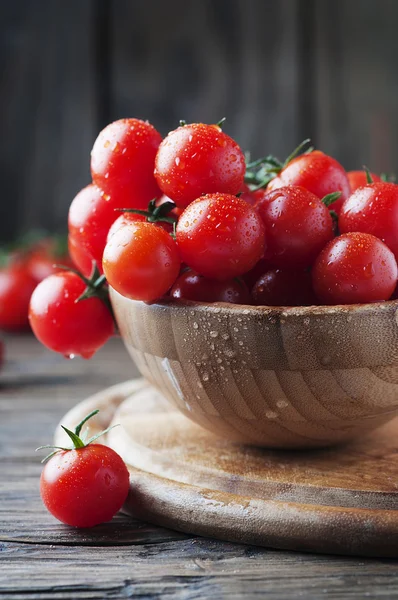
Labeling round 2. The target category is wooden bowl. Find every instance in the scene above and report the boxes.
[110,288,398,448]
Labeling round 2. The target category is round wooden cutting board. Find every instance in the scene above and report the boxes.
[56,379,398,557]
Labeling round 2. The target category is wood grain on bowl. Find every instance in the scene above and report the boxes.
[110,288,398,448]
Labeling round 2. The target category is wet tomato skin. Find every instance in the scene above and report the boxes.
[170,270,251,304]
[339,182,398,261]
[267,150,350,213]
[29,272,114,358]
[68,184,122,272]
[252,269,316,306]
[176,193,266,281]
[154,123,246,208]
[40,444,130,528]
[255,185,334,269]
[91,118,162,210]
[103,222,180,302]
[312,232,397,305]
[68,235,93,278]
[347,170,381,192]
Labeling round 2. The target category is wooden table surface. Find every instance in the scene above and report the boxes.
[1,335,398,599]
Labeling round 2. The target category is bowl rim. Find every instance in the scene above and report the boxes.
[110,288,398,318]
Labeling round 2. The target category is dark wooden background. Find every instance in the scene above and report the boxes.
[1,0,397,242]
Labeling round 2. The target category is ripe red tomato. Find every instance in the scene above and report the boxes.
[68,235,93,277]
[29,272,114,358]
[91,118,162,210]
[170,270,251,304]
[339,182,398,261]
[68,184,126,272]
[242,259,272,289]
[255,186,333,269]
[103,222,180,302]
[176,193,266,280]
[41,444,129,528]
[154,123,246,208]
[347,170,381,192]
[252,269,315,306]
[312,232,397,305]
[267,150,350,213]
[0,266,37,331]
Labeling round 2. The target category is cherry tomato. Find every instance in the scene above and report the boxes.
[347,170,381,192]
[29,272,114,358]
[154,123,246,208]
[267,150,350,213]
[0,265,37,331]
[242,259,272,289]
[176,193,266,281]
[41,444,129,528]
[170,270,251,304]
[312,232,397,305]
[68,235,93,278]
[103,222,180,302]
[68,184,124,272]
[91,118,162,210]
[339,182,398,261]
[252,269,315,306]
[255,186,333,269]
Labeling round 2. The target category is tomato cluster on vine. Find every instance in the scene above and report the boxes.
[28,117,398,359]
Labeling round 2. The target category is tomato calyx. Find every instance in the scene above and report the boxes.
[321,191,342,207]
[244,138,312,191]
[119,198,178,235]
[36,409,118,463]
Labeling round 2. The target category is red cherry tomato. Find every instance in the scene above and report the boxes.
[170,270,251,304]
[29,272,114,358]
[0,266,37,331]
[103,222,180,302]
[68,184,124,272]
[91,118,162,210]
[312,232,397,305]
[255,186,334,269]
[154,123,246,208]
[347,170,381,192]
[267,150,350,213]
[68,235,93,278]
[176,193,266,281]
[252,269,316,306]
[242,259,272,289]
[41,444,129,528]
[339,182,398,261]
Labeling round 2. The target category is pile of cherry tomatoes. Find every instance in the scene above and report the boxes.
[27,117,398,360]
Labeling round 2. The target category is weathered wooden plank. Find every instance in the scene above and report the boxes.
[0,0,97,241]
[111,0,300,159]
[314,0,398,173]
[1,539,397,599]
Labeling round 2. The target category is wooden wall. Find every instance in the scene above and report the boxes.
[1,0,397,241]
